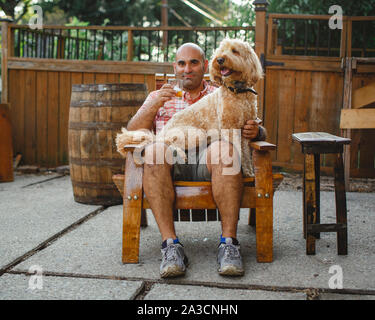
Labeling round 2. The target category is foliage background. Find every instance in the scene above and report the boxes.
[1,0,375,27]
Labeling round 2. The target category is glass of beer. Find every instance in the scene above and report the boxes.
[168,78,184,99]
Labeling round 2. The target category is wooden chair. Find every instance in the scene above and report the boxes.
[113,141,283,264]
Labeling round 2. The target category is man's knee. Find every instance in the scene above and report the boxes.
[206,140,241,176]
[144,142,169,165]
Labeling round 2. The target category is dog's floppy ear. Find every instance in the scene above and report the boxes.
[209,48,222,86]
[247,44,264,86]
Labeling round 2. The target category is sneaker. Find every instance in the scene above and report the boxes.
[217,237,244,276]
[160,238,188,278]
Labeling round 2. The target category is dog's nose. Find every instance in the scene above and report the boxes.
[217,57,225,65]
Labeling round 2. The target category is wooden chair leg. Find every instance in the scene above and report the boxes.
[248,208,256,227]
[122,152,143,264]
[253,149,273,262]
[141,209,148,227]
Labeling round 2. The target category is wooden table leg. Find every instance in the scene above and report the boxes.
[334,152,348,255]
[304,154,317,255]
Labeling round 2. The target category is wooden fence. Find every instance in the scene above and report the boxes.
[259,13,375,178]
[1,5,375,178]
[1,24,254,167]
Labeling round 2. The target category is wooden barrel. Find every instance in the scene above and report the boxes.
[68,83,147,205]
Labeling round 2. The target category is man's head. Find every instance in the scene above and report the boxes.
[173,43,208,91]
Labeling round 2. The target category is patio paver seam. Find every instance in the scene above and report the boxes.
[0,206,107,277]
[6,269,375,299]
[134,281,155,300]
[20,174,66,188]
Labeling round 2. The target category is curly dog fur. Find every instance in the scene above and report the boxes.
[116,38,263,176]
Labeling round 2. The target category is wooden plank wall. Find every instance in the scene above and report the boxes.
[8,69,157,167]
[264,69,345,173]
[264,67,375,178]
[349,72,375,178]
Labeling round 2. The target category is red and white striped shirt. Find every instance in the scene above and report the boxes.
[140,80,217,133]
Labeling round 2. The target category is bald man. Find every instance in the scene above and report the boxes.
[127,43,266,278]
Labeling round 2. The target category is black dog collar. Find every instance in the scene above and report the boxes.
[227,86,258,95]
[225,80,258,95]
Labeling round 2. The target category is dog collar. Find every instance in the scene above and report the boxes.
[226,85,258,95]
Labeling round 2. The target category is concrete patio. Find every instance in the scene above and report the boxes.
[0,172,374,300]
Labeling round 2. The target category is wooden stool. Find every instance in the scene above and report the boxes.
[292,132,351,255]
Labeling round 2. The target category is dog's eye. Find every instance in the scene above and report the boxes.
[232,49,240,55]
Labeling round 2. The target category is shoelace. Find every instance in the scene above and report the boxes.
[164,245,179,262]
[222,244,240,261]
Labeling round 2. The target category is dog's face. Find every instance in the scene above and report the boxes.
[209,39,263,88]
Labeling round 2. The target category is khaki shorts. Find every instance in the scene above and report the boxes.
[172,147,211,182]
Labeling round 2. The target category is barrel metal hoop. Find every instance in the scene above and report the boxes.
[72,83,147,92]
[69,157,124,167]
[72,180,117,190]
[68,122,127,130]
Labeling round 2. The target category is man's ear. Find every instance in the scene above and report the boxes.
[173,62,177,74]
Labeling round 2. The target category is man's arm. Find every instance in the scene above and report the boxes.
[127,84,176,131]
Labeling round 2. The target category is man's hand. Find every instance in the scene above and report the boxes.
[242,119,261,140]
[148,84,176,111]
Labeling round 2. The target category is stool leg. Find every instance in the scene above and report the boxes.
[314,154,321,239]
[305,154,317,255]
[303,162,306,239]
[334,152,348,255]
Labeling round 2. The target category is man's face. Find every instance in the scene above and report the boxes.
[173,46,208,90]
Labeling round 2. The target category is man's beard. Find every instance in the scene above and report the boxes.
[182,74,202,90]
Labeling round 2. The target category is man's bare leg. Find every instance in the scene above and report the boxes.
[143,142,177,242]
[143,142,188,278]
[205,140,244,276]
[206,140,243,238]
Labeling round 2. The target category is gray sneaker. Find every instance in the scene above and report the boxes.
[160,238,188,278]
[217,237,244,276]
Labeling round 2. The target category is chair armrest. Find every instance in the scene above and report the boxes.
[250,141,276,151]
[122,144,148,166]
[123,144,146,153]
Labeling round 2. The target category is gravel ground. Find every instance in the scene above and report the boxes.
[13,165,375,193]
[278,172,375,193]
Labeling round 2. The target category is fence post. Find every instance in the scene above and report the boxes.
[57,33,65,59]
[253,0,269,121]
[162,0,168,62]
[127,30,133,61]
[1,19,12,103]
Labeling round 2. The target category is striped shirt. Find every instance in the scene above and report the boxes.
[142,80,216,133]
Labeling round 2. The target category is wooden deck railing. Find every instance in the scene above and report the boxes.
[267,14,375,58]
[8,24,255,63]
